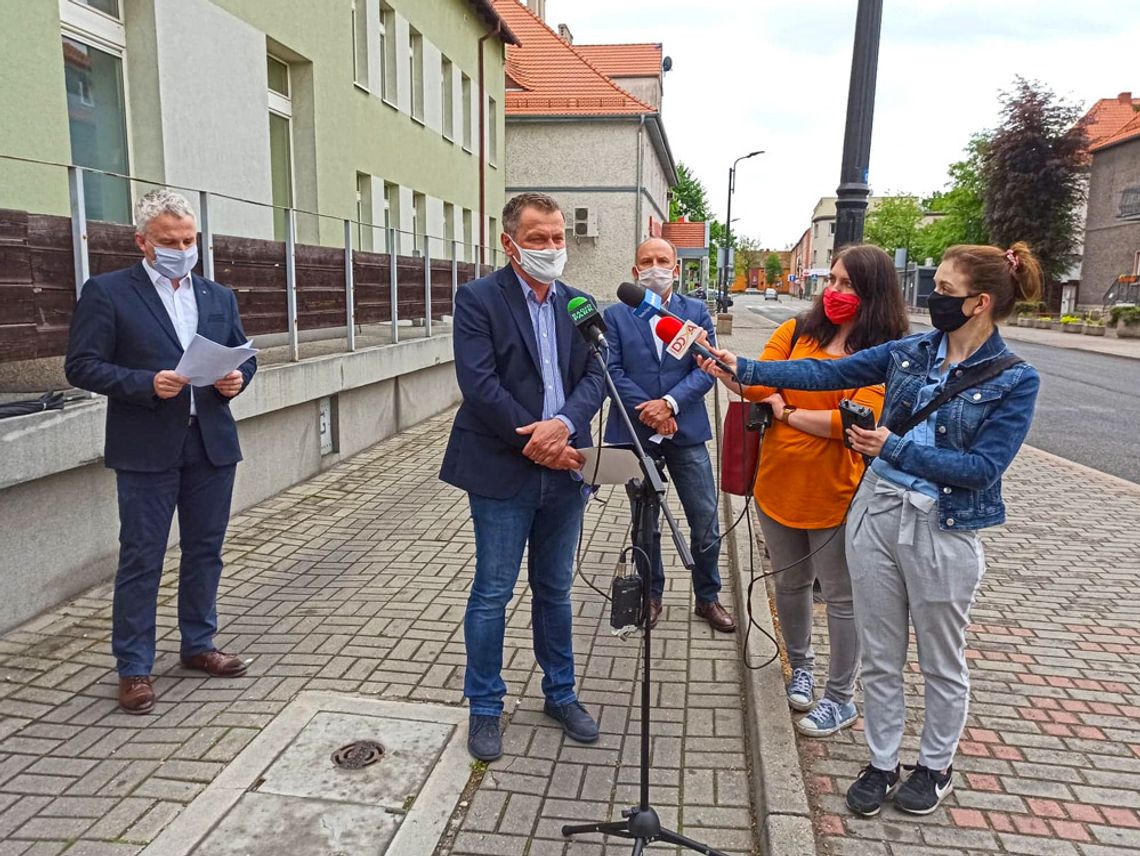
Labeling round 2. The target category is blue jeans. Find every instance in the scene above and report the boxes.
[113,422,236,676]
[464,473,587,718]
[629,441,722,604]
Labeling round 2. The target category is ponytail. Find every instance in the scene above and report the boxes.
[943,241,1044,321]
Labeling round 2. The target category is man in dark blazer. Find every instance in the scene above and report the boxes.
[65,189,256,715]
[602,237,735,633]
[440,193,604,761]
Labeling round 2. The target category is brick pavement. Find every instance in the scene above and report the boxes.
[0,386,756,853]
[727,309,1140,855]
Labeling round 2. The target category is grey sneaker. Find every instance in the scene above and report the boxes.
[787,668,815,712]
[468,714,502,761]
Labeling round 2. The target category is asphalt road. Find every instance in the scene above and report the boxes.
[742,294,1140,484]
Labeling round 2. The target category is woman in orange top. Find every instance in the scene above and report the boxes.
[743,245,908,737]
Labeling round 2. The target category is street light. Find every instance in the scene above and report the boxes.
[719,150,763,313]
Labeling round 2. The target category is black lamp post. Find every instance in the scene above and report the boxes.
[718,150,763,313]
[833,0,883,250]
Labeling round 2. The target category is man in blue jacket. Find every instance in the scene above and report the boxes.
[65,189,256,715]
[602,238,735,633]
[440,193,605,761]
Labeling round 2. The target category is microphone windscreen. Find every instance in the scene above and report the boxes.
[616,281,645,308]
[654,316,683,342]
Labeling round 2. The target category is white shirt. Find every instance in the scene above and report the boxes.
[142,259,199,415]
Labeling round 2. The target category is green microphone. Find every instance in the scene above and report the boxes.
[567,295,607,350]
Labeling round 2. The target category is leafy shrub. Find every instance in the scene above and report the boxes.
[1109,305,1140,326]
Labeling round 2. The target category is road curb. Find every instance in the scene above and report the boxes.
[715,391,818,856]
[907,314,1140,362]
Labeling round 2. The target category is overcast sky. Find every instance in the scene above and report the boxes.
[544,0,1140,250]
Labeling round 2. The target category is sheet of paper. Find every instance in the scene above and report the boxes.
[577,446,644,486]
[175,334,258,386]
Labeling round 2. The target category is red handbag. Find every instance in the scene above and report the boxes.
[720,400,760,496]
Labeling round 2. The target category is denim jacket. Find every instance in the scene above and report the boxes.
[734,329,1039,530]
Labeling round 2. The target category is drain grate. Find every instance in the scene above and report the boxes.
[331,740,385,769]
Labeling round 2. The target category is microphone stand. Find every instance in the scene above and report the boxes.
[563,335,730,856]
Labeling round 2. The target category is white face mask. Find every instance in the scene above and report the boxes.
[509,237,567,284]
[638,266,676,296]
[149,242,199,281]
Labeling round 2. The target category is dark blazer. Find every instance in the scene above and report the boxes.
[65,262,256,472]
[439,265,605,499]
[601,292,716,447]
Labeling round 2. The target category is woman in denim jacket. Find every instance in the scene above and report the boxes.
[698,243,1042,818]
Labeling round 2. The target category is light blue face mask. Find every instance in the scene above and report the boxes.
[149,243,198,280]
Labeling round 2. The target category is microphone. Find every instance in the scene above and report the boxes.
[616,281,685,323]
[653,316,736,376]
[567,295,607,350]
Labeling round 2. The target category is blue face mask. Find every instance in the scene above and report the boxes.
[150,243,198,280]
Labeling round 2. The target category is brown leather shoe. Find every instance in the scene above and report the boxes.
[118,676,155,715]
[695,600,736,633]
[181,649,248,677]
[647,598,663,629]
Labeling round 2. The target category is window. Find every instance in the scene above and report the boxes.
[413,192,426,255]
[379,3,396,102]
[812,223,818,238]
[489,216,499,264]
[811,250,817,266]
[383,181,399,252]
[267,55,294,241]
[409,27,424,121]
[355,172,373,250]
[444,202,456,257]
[488,96,498,165]
[461,73,472,150]
[829,221,836,236]
[351,0,369,88]
[462,208,472,261]
[61,12,131,224]
[1134,251,1140,276]
[441,56,454,140]
[826,249,833,264]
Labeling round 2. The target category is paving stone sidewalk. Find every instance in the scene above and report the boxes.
[0,379,756,854]
[728,309,1140,856]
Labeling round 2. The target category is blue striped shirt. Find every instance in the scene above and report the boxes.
[516,274,574,435]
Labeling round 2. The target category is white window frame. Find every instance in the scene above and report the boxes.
[351,0,369,91]
[409,27,424,122]
[267,54,296,238]
[461,73,473,152]
[1134,251,1140,276]
[441,55,454,142]
[488,95,498,167]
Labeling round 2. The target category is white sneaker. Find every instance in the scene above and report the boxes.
[786,668,815,712]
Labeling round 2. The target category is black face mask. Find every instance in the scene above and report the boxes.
[927,292,977,332]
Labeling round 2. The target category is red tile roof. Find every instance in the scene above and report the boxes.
[491,0,654,116]
[1086,93,1140,153]
[662,221,708,250]
[574,43,662,78]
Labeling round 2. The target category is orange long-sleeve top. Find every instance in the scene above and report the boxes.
[741,319,884,529]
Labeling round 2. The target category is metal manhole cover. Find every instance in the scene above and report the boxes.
[331,740,385,769]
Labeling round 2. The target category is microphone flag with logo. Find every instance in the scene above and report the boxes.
[652,316,736,375]
[567,295,607,350]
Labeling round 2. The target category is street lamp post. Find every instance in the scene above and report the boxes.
[833,0,883,250]
[719,150,763,313]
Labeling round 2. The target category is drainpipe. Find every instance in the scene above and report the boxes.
[478,23,502,266]
[635,115,645,249]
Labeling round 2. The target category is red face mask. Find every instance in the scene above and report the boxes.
[823,287,861,324]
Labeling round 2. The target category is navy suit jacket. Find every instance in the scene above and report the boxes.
[439,265,605,499]
[602,292,716,447]
[64,262,256,472]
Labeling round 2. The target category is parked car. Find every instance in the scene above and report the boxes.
[691,286,707,300]
[764,288,779,301]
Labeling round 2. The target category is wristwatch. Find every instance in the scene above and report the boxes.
[780,405,798,423]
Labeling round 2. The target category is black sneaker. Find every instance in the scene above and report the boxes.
[467,714,502,761]
[845,764,900,817]
[895,764,953,815]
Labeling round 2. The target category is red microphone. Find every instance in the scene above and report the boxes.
[652,316,735,375]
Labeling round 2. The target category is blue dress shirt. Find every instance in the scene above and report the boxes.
[516,274,575,436]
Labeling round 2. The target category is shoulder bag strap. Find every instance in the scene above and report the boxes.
[893,353,1024,437]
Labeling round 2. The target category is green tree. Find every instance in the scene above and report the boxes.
[980,77,1088,282]
[863,195,924,262]
[764,253,784,287]
[913,135,990,264]
[735,235,765,279]
[670,162,712,222]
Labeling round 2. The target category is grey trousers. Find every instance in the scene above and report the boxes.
[847,469,986,771]
[757,505,859,706]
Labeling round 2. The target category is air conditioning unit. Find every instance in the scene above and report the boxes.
[572,206,598,238]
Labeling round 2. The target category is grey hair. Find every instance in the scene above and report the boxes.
[502,192,563,236]
[134,188,196,235]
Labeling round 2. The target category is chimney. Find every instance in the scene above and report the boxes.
[527,0,546,22]
[557,23,573,44]
[1119,92,1133,104]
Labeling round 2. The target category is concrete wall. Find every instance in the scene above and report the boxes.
[0,336,461,634]
[1083,141,1140,306]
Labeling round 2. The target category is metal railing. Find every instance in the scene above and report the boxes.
[1,154,507,362]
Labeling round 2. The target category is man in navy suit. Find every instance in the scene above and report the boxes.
[65,189,256,715]
[602,237,735,633]
[440,193,604,761]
